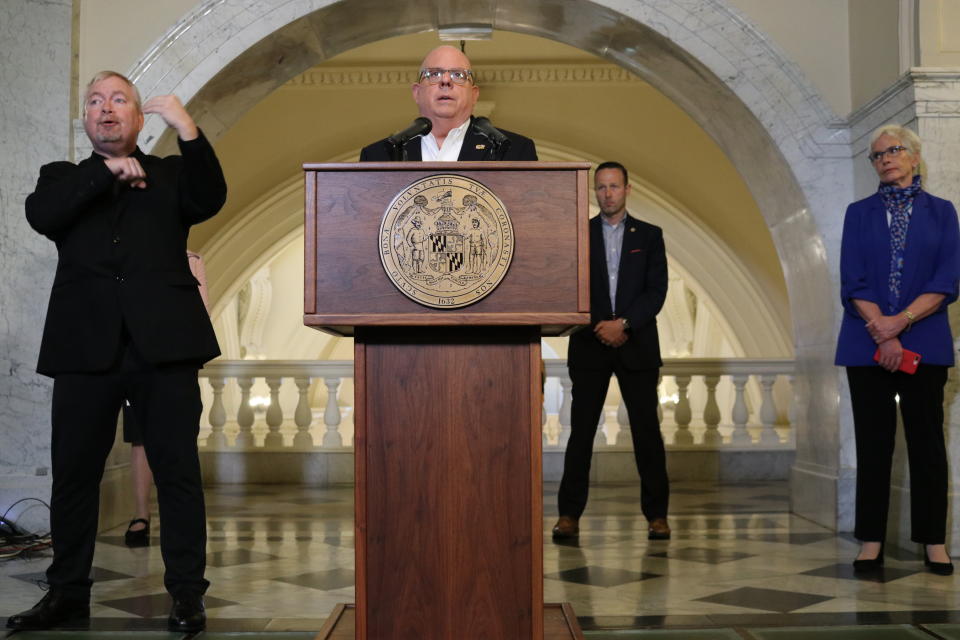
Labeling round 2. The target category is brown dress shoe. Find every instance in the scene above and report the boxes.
[552,516,579,539]
[648,517,671,540]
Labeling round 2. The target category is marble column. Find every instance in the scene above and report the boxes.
[0,0,73,532]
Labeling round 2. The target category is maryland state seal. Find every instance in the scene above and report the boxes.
[379,174,514,309]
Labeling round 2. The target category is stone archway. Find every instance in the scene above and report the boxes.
[127,0,852,529]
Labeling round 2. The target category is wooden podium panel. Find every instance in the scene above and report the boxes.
[303,162,590,335]
[354,327,543,639]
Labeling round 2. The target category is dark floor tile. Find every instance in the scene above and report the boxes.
[800,562,919,583]
[707,610,960,628]
[207,549,278,568]
[922,623,960,639]
[578,614,714,629]
[273,568,355,591]
[648,546,754,564]
[581,629,743,638]
[97,593,236,618]
[545,565,660,587]
[694,586,832,613]
[12,566,133,585]
[747,624,932,639]
[0,631,182,639]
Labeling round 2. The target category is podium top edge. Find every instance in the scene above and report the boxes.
[302,161,593,171]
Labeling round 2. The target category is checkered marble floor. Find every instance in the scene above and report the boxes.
[2,481,959,636]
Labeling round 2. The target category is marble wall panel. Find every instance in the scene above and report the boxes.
[0,0,73,529]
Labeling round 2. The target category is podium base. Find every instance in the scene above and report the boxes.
[315,602,584,639]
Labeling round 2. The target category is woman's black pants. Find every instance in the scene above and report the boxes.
[846,364,949,544]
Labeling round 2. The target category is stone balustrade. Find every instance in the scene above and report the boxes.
[198,357,795,452]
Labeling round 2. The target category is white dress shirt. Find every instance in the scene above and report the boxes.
[420,118,471,161]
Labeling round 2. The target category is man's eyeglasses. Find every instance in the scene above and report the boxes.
[419,68,474,85]
[868,145,908,163]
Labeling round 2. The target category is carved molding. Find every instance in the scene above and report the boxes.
[283,63,642,90]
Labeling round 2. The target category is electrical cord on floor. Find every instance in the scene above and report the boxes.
[1,498,52,560]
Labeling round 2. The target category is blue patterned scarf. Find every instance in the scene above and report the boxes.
[880,174,922,312]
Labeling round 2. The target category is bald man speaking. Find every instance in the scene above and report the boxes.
[360,45,537,162]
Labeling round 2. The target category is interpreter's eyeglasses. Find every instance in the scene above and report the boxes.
[868,145,908,163]
[419,68,474,85]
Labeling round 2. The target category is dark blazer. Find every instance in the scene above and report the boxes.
[359,116,538,161]
[835,190,960,366]
[568,213,668,371]
[26,133,227,376]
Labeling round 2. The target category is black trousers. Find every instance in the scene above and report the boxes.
[558,365,668,521]
[846,365,949,544]
[46,339,208,600]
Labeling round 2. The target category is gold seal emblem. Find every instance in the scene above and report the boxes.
[379,174,514,309]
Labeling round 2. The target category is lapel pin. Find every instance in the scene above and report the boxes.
[475,144,486,150]
[629,227,636,232]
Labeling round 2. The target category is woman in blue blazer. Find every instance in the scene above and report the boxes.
[836,124,960,575]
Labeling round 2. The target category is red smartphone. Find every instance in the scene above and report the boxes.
[873,347,921,374]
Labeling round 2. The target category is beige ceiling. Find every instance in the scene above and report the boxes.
[193,30,789,330]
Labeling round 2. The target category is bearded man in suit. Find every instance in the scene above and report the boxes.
[7,71,225,633]
[360,45,537,162]
[552,162,671,542]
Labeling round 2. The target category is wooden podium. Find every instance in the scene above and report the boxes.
[303,162,590,640]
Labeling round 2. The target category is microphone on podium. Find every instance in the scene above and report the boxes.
[387,117,432,160]
[473,117,511,160]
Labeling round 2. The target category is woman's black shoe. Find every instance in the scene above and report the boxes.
[124,518,150,547]
[852,543,884,572]
[924,548,954,576]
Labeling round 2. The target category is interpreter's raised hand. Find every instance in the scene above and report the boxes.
[875,337,902,372]
[594,319,628,348]
[104,156,147,189]
[865,313,909,344]
[142,95,198,141]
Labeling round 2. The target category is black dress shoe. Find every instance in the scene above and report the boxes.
[924,548,954,576]
[6,590,90,630]
[852,543,884,572]
[168,595,206,632]
[124,518,151,547]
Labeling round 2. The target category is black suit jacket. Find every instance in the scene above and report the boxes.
[359,116,538,161]
[26,132,226,376]
[568,213,668,371]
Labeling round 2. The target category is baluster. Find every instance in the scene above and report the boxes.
[729,374,752,445]
[558,374,573,447]
[293,376,314,448]
[206,375,227,448]
[615,396,631,446]
[759,374,780,444]
[673,375,693,445]
[235,376,255,448]
[323,377,343,448]
[702,375,722,446]
[263,376,284,448]
[595,409,608,447]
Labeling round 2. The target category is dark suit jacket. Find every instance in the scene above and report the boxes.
[26,132,227,376]
[568,213,668,371]
[359,116,538,161]
[835,190,960,366]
